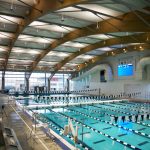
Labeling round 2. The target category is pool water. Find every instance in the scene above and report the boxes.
[26,101,150,150]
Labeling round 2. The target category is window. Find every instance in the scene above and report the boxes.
[5,72,25,91]
[100,70,106,82]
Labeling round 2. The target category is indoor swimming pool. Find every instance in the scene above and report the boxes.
[16,97,150,150]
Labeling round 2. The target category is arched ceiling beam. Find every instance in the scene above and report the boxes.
[48,33,150,79]
[30,10,150,72]
[71,43,150,79]
[73,5,122,21]
[3,0,90,72]
[34,43,150,73]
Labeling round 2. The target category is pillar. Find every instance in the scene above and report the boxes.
[25,72,30,92]
[63,72,64,90]
[67,78,70,92]
[1,71,5,90]
[25,77,29,91]
[47,78,51,92]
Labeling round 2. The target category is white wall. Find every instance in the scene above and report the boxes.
[146,65,150,80]
[72,50,150,100]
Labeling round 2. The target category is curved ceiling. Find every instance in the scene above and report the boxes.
[0,0,150,77]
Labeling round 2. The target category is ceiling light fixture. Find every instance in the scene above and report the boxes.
[123,48,127,53]
[96,22,99,29]
[25,10,30,15]
[10,0,14,11]
[139,45,144,51]
[139,45,142,49]
[111,51,115,56]
[146,36,149,41]
[3,23,6,29]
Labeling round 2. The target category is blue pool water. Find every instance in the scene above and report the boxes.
[17,98,150,150]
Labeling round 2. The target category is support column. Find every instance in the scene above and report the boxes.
[67,78,70,92]
[45,72,46,87]
[63,72,64,90]
[47,78,51,92]
[1,71,5,91]
[25,77,29,91]
[25,72,30,92]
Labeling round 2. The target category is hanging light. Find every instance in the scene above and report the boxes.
[111,51,115,56]
[146,36,149,41]
[25,10,30,16]
[123,48,127,53]
[10,0,14,10]
[96,22,99,29]
[3,23,6,29]
[139,45,142,49]
[139,45,144,51]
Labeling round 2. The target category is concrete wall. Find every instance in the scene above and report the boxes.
[146,65,150,80]
[72,50,150,100]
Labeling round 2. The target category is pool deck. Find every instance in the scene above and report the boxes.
[0,93,62,150]
[129,98,150,103]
